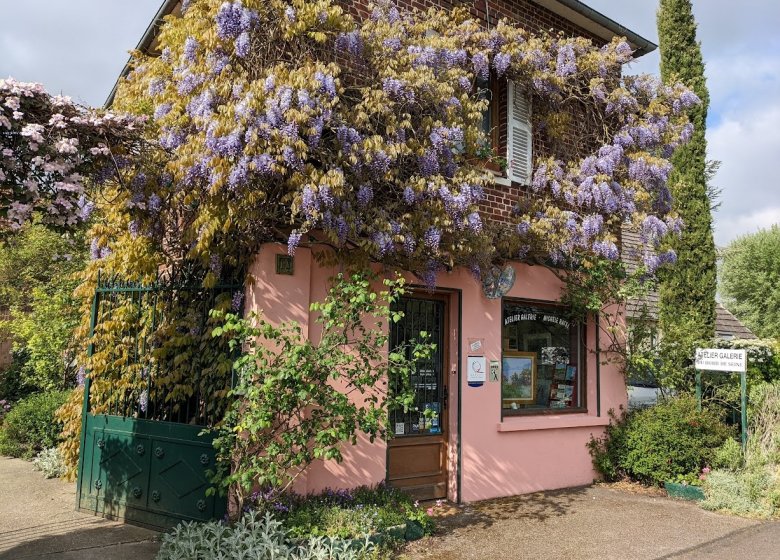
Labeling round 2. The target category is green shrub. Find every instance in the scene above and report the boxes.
[713,438,744,471]
[587,408,631,482]
[588,396,732,486]
[0,391,68,459]
[156,511,377,560]
[250,484,435,540]
[701,382,780,518]
[32,447,67,479]
[701,467,779,518]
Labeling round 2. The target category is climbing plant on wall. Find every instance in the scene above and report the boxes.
[1,0,703,474]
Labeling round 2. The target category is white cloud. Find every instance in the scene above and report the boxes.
[714,207,780,247]
[708,106,780,245]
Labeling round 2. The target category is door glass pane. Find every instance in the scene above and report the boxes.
[389,298,444,436]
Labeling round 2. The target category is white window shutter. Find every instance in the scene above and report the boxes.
[507,80,532,185]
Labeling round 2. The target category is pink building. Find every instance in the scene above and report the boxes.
[122,0,657,505]
[247,240,629,503]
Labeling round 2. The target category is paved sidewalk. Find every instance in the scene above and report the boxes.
[3,455,778,559]
[0,457,160,560]
[402,485,778,560]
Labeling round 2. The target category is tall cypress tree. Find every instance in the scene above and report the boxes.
[657,0,716,384]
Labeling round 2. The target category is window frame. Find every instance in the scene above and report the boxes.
[500,298,587,418]
[476,75,502,172]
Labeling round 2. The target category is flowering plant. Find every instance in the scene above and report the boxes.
[0,79,145,234]
[101,0,697,283]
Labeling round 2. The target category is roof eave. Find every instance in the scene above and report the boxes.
[531,0,657,57]
[105,0,657,108]
[104,0,180,108]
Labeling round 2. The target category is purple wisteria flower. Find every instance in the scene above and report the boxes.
[493,52,512,76]
[183,36,199,62]
[139,389,149,413]
[418,150,439,177]
[177,70,205,95]
[160,128,186,150]
[582,214,603,238]
[357,184,373,207]
[284,6,296,22]
[423,227,441,250]
[210,254,222,277]
[615,41,633,63]
[593,240,619,260]
[336,31,363,56]
[555,44,577,77]
[148,78,165,96]
[382,37,402,51]
[153,103,172,121]
[373,231,394,256]
[382,78,414,102]
[235,32,251,57]
[216,2,257,39]
[231,291,244,311]
[472,52,489,80]
[288,231,302,255]
[148,194,162,213]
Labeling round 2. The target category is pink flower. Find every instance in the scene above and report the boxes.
[435,499,443,507]
[426,508,434,515]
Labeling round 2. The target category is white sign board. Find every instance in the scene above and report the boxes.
[695,348,747,372]
[467,355,487,383]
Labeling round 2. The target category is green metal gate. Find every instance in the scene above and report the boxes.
[76,273,242,529]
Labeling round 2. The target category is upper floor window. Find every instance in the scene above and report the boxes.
[476,76,499,159]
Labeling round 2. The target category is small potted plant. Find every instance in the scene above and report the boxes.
[665,468,709,501]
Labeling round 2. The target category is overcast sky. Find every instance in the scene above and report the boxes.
[1,0,777,247]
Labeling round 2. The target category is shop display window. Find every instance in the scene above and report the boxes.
[502,301,584,414]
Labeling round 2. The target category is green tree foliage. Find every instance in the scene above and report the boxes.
[0,224,88,394]
[657,0,717,385]
[720,226,780,339]
[0,390,69,459]
[210,272,432,513]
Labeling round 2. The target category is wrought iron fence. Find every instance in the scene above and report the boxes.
[86,270,243,427]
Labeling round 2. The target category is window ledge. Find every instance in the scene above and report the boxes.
[485,170,512,187]
[497,414,610,432]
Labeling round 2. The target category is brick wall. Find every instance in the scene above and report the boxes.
[339,0,609,224]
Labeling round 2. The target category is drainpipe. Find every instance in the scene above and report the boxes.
[595,311,601,417]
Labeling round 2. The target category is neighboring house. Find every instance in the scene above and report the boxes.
[622,226,756,340]
[118,0,656,504]
[621,226,757,408]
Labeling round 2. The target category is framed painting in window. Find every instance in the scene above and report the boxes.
[502,351,537,406]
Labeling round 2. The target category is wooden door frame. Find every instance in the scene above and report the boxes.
[386,288,461,502]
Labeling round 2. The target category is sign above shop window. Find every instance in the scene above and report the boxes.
[503,312,570,329]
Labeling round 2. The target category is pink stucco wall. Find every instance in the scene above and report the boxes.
[246,243,627,502]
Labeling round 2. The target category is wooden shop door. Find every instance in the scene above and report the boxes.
[387,296,448,501]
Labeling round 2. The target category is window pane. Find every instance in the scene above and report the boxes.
[476,77,492,142]
[502,302,582,412]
